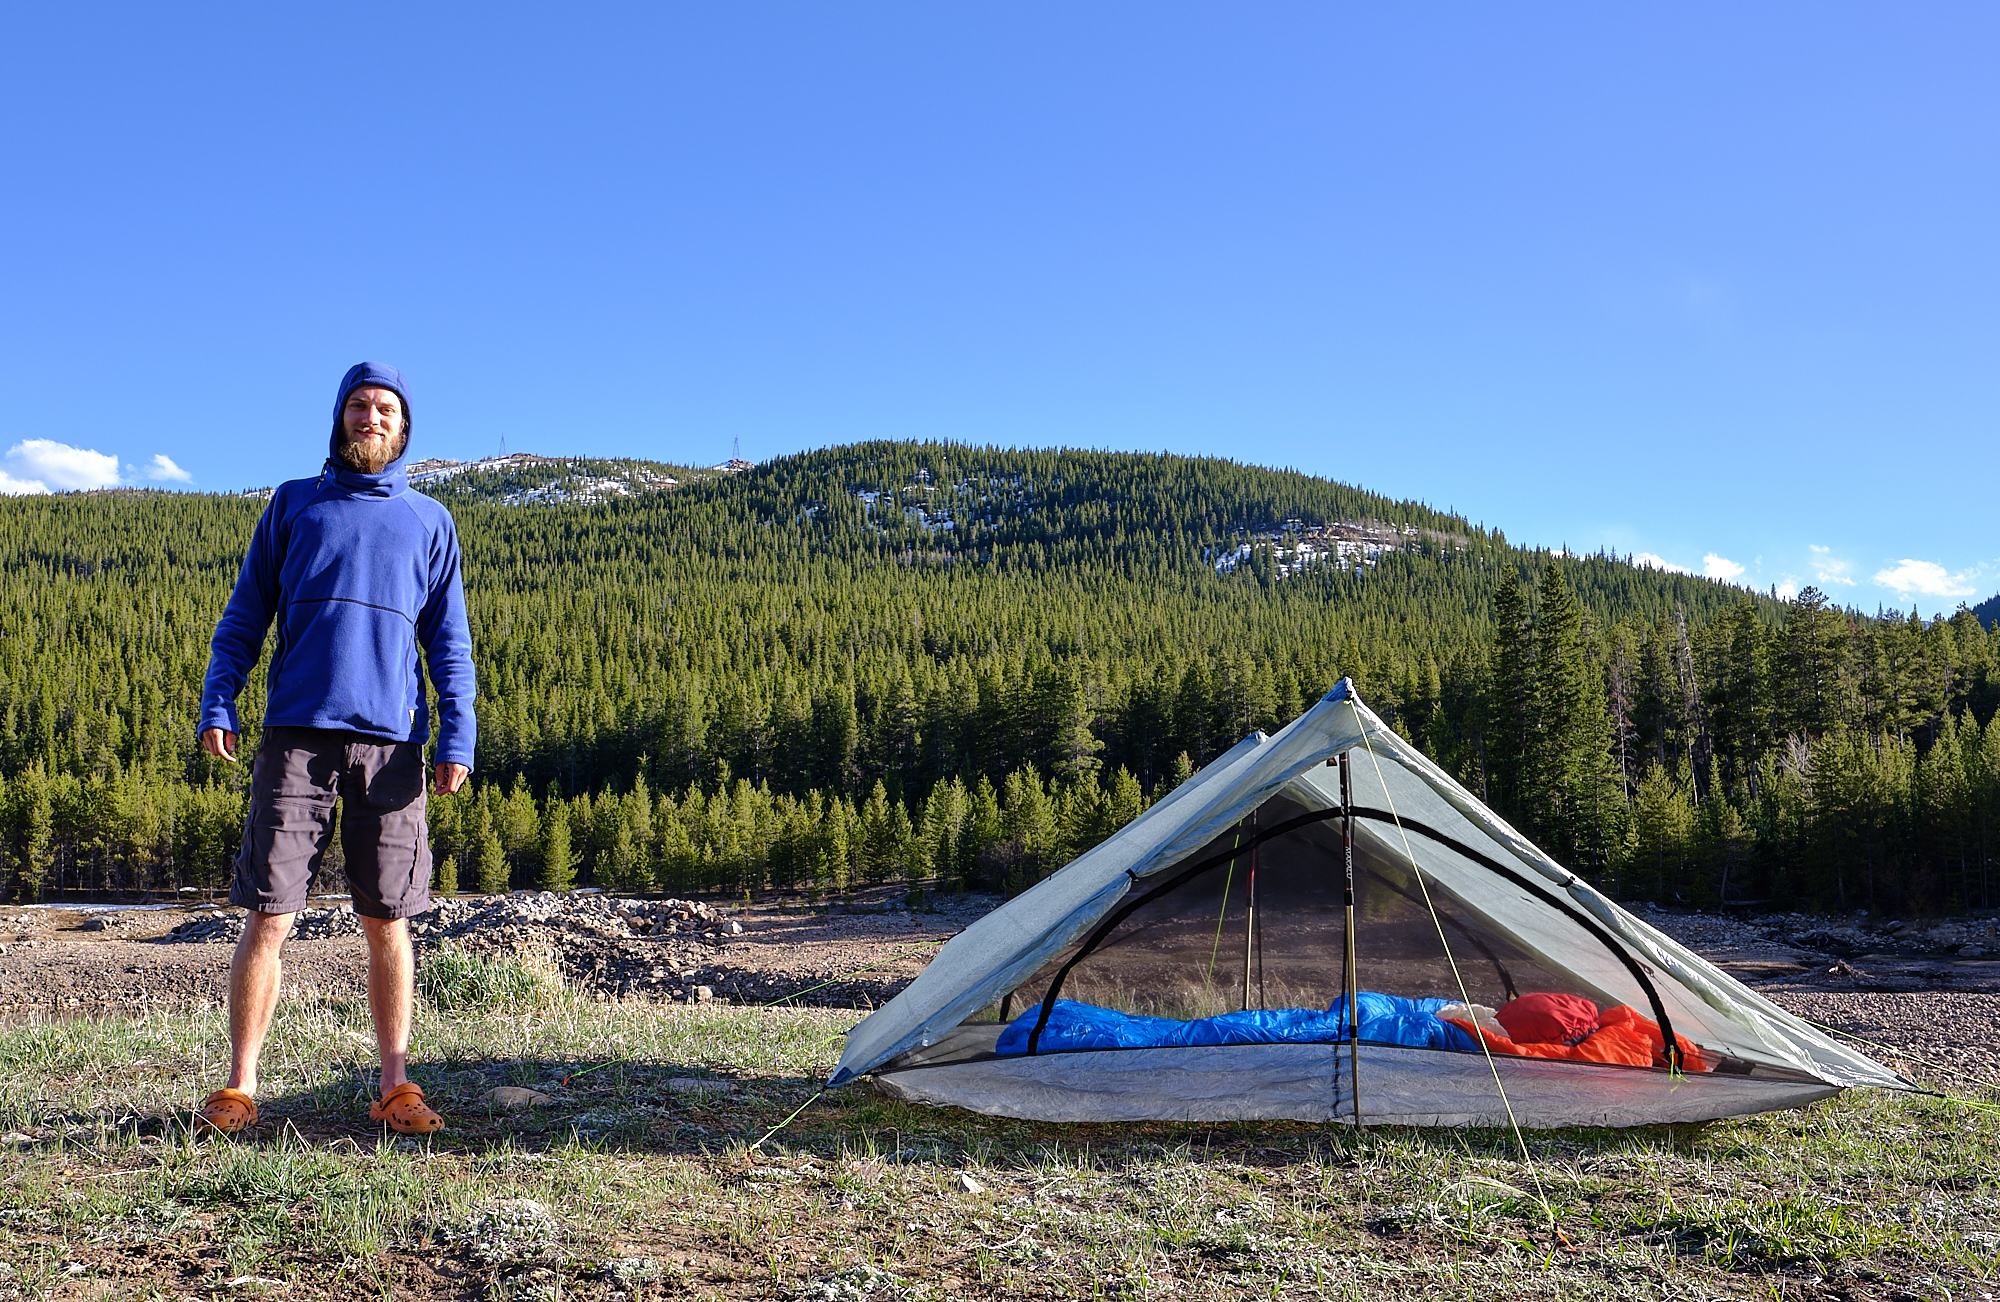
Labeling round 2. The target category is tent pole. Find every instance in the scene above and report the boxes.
[1254,814,1266,1010]
[1241,812,1257,1012]
[1341,751,1363,1129]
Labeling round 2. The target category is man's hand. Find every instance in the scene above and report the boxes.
[434,763,469,795]
[201,728,239,763]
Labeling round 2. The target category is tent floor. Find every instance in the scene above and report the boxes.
[870,1041,1844,1127]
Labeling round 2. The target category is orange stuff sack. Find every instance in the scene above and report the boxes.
[1441,1001,1710,1072]
[1494,993,1599,1045]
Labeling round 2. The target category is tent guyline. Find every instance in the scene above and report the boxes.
[1354,724,1551,1218]
[831,681,1912,1128]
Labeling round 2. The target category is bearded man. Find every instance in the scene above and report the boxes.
[194,362,476,1136]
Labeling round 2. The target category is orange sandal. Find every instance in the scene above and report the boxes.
[197,1088,257,1134]
[370,1081,444,1134]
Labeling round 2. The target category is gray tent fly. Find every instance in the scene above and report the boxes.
[829,682,1910,1127]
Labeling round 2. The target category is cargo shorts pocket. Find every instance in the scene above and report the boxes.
[230,733,341,913]
[342,742,432,919]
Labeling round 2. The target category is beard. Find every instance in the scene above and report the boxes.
[337,429,408,474]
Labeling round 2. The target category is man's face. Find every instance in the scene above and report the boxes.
[338,386,407,473]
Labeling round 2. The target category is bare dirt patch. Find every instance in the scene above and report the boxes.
[0,890,993,1020]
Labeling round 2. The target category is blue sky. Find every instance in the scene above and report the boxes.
[3,4,1994,616]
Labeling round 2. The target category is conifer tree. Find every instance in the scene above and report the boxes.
[1523,565,1622,873]
[475,829,508,895]
[1486,565,1532,819]
[538,783,575,892]
[20,767,52,902]
[1776,587,1849,738]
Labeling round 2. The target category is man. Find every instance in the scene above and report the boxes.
[194,362,476,1136]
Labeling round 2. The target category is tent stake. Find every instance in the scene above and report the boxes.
[1340,751,1363,1129]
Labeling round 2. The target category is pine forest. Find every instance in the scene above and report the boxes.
[3,442,1997,916]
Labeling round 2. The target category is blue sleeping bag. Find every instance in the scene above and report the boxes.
[994,992,1478,1055]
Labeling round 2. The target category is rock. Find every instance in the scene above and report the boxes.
[665,1077,732,1096]
[484,1086,554,1110]
[694,985,714,1002]
[726,920,744,935]
[164,914,244,944]
[957,1171,986,1195]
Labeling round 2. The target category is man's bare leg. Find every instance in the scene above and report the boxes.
[226,910,296,1095]
[361,916,414,1095]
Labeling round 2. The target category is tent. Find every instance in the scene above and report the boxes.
[829,682,1911,1127]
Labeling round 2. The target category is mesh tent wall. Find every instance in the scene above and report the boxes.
[829,682,1911,1127]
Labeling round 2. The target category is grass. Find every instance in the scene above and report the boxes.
[0,958,1996,1300]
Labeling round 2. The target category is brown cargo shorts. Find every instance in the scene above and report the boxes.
[229,726,433,920]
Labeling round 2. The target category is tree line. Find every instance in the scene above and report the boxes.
[2,442,1994,913]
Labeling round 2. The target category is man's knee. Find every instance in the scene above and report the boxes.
[360,915,409,950]
[240,910,297,947]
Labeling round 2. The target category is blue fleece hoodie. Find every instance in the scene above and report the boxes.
[199,363,478,768]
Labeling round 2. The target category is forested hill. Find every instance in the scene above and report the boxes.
[3,440,1997,916]
[413,442,1773,628]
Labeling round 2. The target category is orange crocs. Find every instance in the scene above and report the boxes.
[370,1081,444,1134]
[197,1088,257,1134]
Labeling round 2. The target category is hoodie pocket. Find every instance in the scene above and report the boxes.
[266,597,420,736]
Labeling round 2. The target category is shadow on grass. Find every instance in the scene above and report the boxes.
[104,1049,1746,1181]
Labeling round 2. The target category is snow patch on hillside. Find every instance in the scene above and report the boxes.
[1214,519,1413,579]
[404,454,684,505]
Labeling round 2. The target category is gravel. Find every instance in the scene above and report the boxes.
[1760,990,2000,1088]
[0,889,987,1015]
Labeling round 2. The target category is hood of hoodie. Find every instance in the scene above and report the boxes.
[326,362,414,495]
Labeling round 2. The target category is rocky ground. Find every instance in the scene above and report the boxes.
[4,893,1999,1087]
[0,888,987,1018]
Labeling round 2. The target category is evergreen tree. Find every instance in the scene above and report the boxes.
[1522,565,1623,873]
[1486,565,1532,817]
[1775,587,1850,738]
[538,782,575,892]
[475,828,509,895]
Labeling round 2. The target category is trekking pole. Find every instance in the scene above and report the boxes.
[1340,751,1363,1128]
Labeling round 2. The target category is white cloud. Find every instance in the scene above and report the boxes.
[1808,545,1858,587]
[141,454,193,484]
[1630,552,1692,574]
[3,439,121,491]
[1702,553,1746,581]
[1873,559,1978,600]
[1775,579,1799,600]
[0,440,195,493]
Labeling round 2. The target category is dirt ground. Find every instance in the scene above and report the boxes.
[0,889,986,1018]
